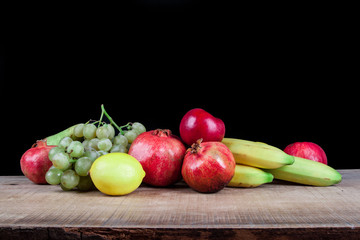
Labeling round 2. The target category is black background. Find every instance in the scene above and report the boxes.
[1,1,358,175]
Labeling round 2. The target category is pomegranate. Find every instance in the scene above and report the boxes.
[284,142,328,165]
[179,108,225,146]
[182,139,235,193]
[128,129,186,187]
[20,140,55,184]
[20,124,78,184]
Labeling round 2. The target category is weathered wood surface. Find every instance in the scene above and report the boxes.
[0,169,359,239]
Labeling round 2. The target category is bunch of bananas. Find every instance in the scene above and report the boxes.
[222,138,342,188]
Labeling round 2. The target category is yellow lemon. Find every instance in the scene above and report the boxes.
[90,153,145,196]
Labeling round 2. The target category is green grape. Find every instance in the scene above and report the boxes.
[58,137,73,150]
[61,170,80,190]
[113,134,128,146]
[96,126,110,139]
[82,139,90,149]
[132,122,146,135]
[63,162,73,171]
[97,150,108,156]
[107,124,115,139]
[74,157,92,176]
[83,148,100,162]
[110,144,127,153]
[124,130,138,143]
[77,175,95,191]
[49,147,65,161]
[45,167,63,185]
[74,123,85,137]
[60,183,72,191]
[83,124,97,139]
[67,141,84,158]
[89,138,100,150]
[52,152,70,170]
[48,165,57,170]
[97,138,112,151]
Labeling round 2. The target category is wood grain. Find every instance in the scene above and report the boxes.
[0,170,359,239]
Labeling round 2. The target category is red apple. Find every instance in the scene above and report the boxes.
[284,142,328,165]
[179,108,225,146]
[20,141,55,184]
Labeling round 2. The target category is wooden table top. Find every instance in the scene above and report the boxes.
[0,169,359,239]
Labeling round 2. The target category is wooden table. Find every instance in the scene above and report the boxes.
[0,169,359,239]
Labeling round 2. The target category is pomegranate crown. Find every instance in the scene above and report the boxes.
[186,138,203,154]
[152,129,172,137]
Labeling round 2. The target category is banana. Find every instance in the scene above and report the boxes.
[222,138,295,169]
[224,138,281,151]
[263,156,342,186]
[227,164,274,187]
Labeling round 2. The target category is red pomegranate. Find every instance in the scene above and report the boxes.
[182,139,235,193]
[20,140,55,184]
[128,129,186,187]
[179,108,225,146]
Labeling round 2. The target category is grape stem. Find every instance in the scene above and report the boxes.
[100,104,131,135]
[98,108,104,127]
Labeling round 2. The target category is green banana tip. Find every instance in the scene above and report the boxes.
[267,173,274,182]
[288,154,296,165]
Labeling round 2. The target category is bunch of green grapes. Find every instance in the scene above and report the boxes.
[45,122,146,191]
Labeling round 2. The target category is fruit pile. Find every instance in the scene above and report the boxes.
[21,105,146,193]
[45,120,145,191]
[20,105,342,196]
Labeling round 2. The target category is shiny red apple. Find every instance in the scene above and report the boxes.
[284,142,328,165]
[179,108,225,146]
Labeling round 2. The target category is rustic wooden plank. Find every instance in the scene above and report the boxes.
[0,227,359,240]
[0,170,359,239]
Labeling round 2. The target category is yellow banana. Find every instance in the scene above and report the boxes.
[263,157,342,186]
[227,164,273,187]
[224,138,280,151]
[222,138,294,169]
